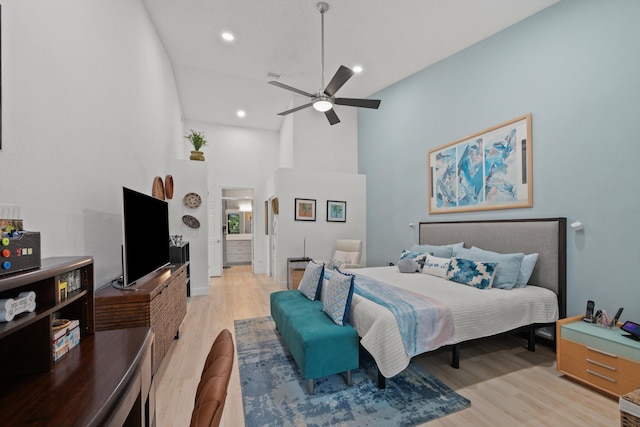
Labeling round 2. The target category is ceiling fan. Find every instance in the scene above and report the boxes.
[268,2,381,125]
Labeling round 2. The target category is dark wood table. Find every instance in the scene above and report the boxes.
[0,327,154,427]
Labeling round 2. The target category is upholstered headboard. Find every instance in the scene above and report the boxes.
[419,218,566,318]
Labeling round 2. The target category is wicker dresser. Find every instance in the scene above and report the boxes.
[95,264,187,373]
[287,257,311,289]
[621,390,640,427]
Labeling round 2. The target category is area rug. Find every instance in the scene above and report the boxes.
[235,316,470,427]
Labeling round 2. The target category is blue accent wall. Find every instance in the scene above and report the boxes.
[359,0,640,321]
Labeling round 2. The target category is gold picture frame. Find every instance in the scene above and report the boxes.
[428,114,532,214]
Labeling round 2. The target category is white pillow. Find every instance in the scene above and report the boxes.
[421,254,451,278]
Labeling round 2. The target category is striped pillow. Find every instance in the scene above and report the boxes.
[322,269,355,325]
[298,261,324,300]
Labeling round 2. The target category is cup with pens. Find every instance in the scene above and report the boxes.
[594,307,624,328]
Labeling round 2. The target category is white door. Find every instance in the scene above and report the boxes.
[208,185,222,277]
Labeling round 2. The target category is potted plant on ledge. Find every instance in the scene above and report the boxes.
[185,129,207,161]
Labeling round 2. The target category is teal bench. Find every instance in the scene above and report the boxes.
[270,290,359,394]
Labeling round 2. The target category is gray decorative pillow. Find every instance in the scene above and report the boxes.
[398,258,419,273]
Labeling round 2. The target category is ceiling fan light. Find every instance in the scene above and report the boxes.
[313,99,333,112]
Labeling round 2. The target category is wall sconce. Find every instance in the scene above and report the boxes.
[570,220,584,231]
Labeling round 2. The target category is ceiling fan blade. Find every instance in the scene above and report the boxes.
[334,98,381,109]
[324,108,340,125]
[269,81,314,98]
[277,103,313,116]
[324,66,354,97]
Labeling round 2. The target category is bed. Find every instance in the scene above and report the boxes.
[343,218,567,385]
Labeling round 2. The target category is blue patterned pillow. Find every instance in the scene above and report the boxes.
[447,257,497,290]
[459,247,524,290]
[322,268,355,326]
[399,250,429,268]
[298,260,324,300]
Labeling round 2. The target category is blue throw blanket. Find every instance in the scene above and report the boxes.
[325,270,455,357]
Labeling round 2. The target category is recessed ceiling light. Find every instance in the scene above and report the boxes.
[222,32,234,42]
[353,65,363,73]
[237,110,246,118]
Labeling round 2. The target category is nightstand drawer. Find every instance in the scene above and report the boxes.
[562,338,622,370]
[558,337,640,396]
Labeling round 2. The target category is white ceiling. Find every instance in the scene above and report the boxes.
[142,0,560,132]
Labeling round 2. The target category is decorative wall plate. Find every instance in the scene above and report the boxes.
[182,215,200,229]
[164,175,174,200]
[152,176,165,200]
[183,192,201,208]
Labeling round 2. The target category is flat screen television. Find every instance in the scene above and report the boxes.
[122,187,170,287]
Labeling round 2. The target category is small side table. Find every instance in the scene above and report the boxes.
[287,257,311,290]
[620,389,640,427]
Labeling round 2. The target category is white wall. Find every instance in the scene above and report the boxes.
[0,1,364,292]
[182,120,280,276]
[291,106,359,173]
[168,160,209,296]
[279,101,294,168]
[254,98,363,285]
[1,0,183,288]
[182,111,361,284]
[273,168,366,287]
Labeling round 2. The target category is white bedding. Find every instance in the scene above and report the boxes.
[345,266,559,378]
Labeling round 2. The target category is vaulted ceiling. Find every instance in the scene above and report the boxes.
[142,0,560,131]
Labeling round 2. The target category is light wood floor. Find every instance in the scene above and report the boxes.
[155,266,621,426]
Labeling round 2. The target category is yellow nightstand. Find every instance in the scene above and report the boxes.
[287,257,311,290]
[556,315,640,397]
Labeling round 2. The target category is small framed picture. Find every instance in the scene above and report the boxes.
[295,198,316,221]
[326,200,346,222]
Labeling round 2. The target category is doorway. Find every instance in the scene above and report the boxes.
[221,188,254,272]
